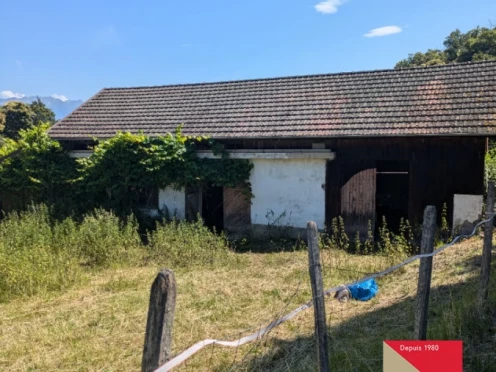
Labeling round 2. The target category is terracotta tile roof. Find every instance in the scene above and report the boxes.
[48,61,496,140]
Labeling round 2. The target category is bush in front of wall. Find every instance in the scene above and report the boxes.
[71,210,144,267]
[146,218,230,267]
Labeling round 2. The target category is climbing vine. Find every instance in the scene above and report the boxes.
[0,125,253,216]
[79,128,253,212]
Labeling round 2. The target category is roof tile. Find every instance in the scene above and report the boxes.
[48,61,496,139]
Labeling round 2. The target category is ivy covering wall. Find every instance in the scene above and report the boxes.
[0,125,253,217]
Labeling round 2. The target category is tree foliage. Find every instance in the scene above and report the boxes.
[0,100,56,140]
[0,111,5,134]
[396,26,496,68]
[0,124,78,210]
[31,98,56,126]
[0,102,36,140]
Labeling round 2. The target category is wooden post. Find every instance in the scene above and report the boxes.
[142,269,177,372]
[479,181,495,307]
[414,206,436,340]
[307,221,330,372]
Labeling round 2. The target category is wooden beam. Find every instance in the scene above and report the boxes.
[71,149,336,160]
[196,149,336,160]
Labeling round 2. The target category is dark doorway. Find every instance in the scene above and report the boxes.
[376,161,409,233]
[202,186,224,231]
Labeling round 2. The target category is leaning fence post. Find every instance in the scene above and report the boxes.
[414,206,436,340]
[307,221,330,372]
[479,181,495,307]
[142,269,177,372]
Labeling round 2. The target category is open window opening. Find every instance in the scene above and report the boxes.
[376,160,409,234]
[136,187,159,210]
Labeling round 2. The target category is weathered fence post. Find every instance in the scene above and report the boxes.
[414,206,436,340]
[479,181,495,307]
[307,221,330,372]
[142,269,177,372]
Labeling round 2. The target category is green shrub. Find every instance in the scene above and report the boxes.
[147,219,230,267]
[74,210,143,267]
[0,204,53,249]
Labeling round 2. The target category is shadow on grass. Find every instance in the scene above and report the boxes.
[220,254,496,372]
[231,238,307,254]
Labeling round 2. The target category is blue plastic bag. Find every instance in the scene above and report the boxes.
[348,279,378,301]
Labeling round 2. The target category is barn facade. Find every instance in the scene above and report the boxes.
[49,61,496,237]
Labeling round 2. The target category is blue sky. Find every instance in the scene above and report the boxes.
[1,0,495,101]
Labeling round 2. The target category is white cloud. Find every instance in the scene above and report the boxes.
[51,94,69,102]
[364,25,402,38]
[0,90,25,99]
[314,0,346,14]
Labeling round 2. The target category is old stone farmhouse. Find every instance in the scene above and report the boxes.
[48,61,496,237]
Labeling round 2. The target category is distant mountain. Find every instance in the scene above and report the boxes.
[0,96,83,120]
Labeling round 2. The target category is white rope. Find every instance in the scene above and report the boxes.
[155,215,493,372]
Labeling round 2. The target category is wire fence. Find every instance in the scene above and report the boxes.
[151,212,495,372]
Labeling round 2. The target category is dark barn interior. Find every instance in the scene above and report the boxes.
[376,160,410,233]
[327,137,486,237]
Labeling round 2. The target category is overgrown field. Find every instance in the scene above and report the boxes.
[0,208,495,371]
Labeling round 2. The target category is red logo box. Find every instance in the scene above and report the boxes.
[384,340,463,372]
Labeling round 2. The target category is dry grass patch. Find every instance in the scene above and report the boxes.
[1,238,494,372]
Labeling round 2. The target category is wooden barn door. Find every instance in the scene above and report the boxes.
[340,164,376,240]
[223,185,251,234]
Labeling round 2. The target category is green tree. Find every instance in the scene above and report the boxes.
[0,102,35,140]
[0,110,5,134]
[396,26,496,68]
[0,124,77,209]
[30,98,56,126]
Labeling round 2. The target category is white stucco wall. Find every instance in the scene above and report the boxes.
[250,159,327,229]
[453,194,483,229]
[158,187,186,219]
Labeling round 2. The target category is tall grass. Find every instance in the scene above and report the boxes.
[0,205,80,302]
[0,205,231,302]
[147,219,230,267]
